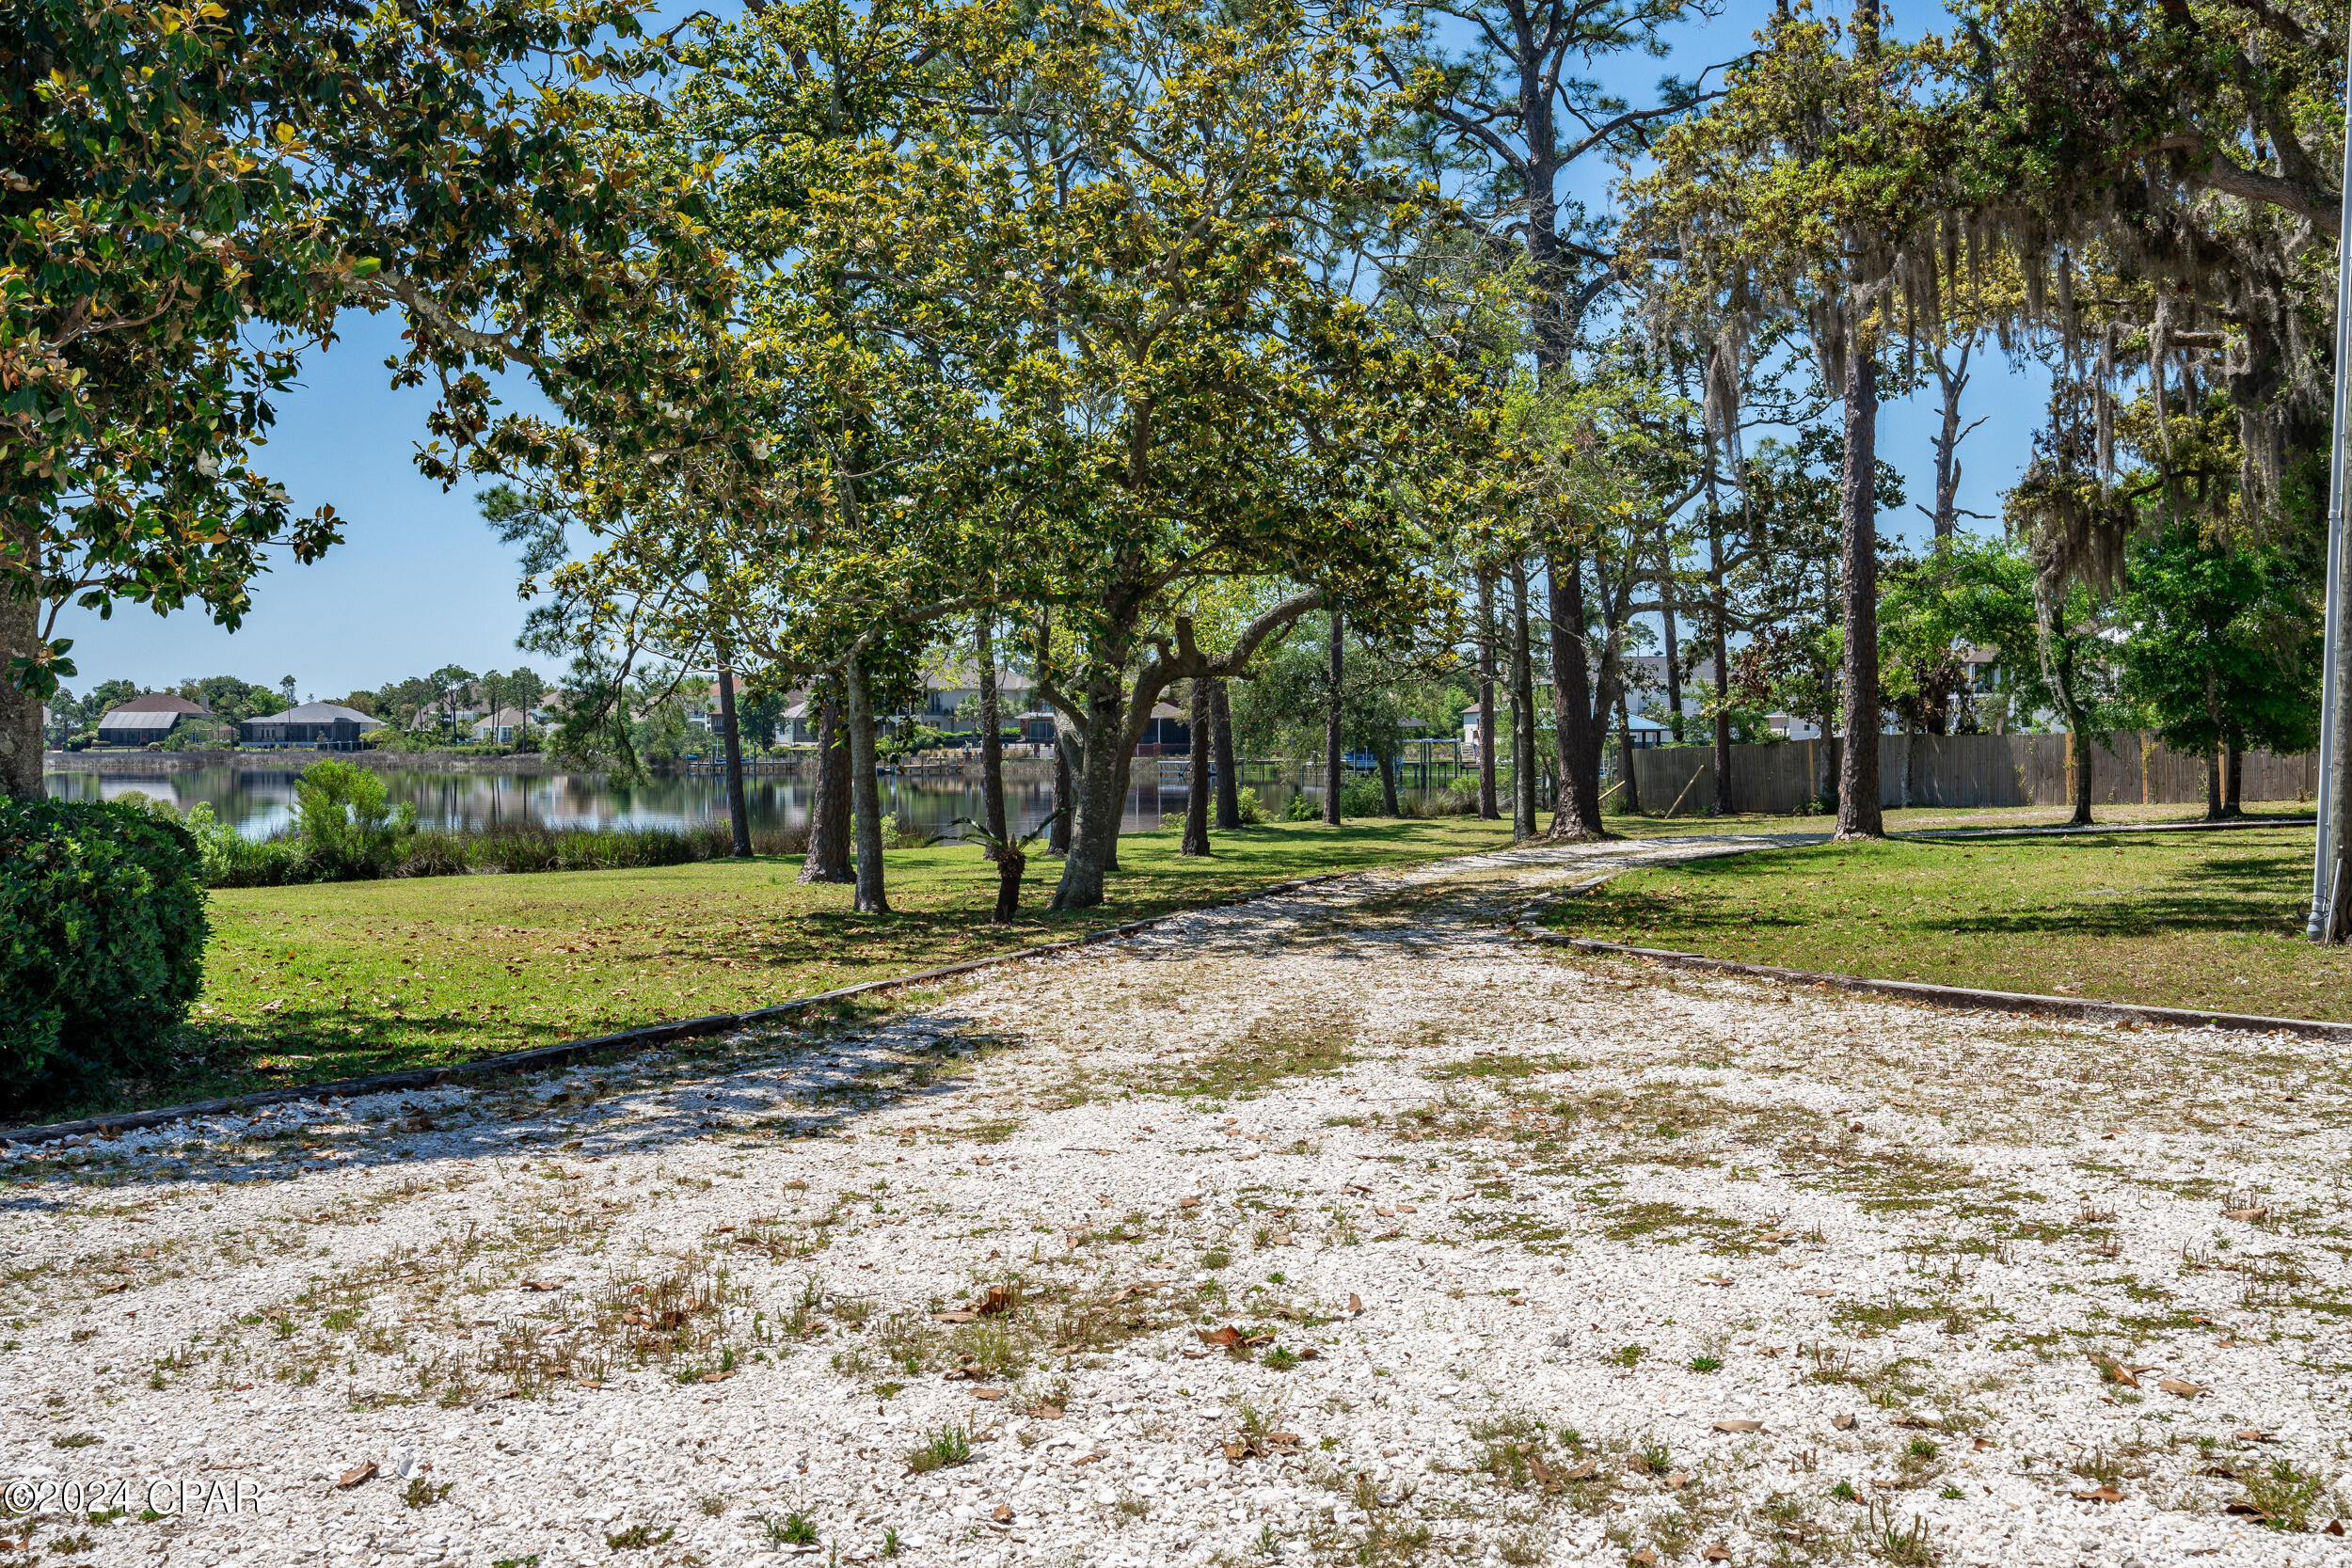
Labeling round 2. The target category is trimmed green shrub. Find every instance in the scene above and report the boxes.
[1338,776,1389,816]
[0,798,209,1109]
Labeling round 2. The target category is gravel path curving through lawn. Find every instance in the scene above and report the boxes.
[3,836,2346,1568]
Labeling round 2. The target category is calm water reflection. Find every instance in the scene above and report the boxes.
[42,762,1327,842]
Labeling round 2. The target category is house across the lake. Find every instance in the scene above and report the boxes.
[239,702,386,751]
[469,707,532,744]
[96,692,210,748]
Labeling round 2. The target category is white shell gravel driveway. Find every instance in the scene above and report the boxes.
[2,837,2346,1568]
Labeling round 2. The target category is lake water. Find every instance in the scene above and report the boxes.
[41,761,1339,842]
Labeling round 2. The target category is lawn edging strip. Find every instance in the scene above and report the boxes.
[1894,814,2313,842]
[1526,928,2352,1043]
[2,870,1360,1148]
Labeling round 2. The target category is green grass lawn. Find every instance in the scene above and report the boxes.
[76,817,1517,1119]
[1546,822,2352,1021]
[1596,800,2312,838]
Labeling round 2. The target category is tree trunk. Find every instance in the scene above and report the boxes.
[1210,679,1241,829]
[1050,723,1073,855]
[1615,693,1641,815]
[2072,721,2094,827]
[1476,569,1499,820]
[2224,736,2245,817]
[0,572,44,801]
[798,688,853,883]
[1660,582,1683,741]
[1040,608,1073,857]
[1509,562,1536,838]
[1587,556,1623,819]
[1049,674,1132,910]
[1377,748,1400,816]
[2202,673,2226,821]
[1708,514,1733,817]
[843,654,890,914]
[1181,678,1212,855]
[976,611,1007,858]
[1836,345,1884,838]
[2045,627,2095,830]
[1548,550,1601,837]
[717,666,752,858]
[1107,732,1131,874]
[1324,611,1344,824]
[992,845,1026,923]
[1928,340,1973,543]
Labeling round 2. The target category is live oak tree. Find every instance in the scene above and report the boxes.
[0,0,728,798]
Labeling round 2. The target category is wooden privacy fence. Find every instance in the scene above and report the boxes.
[1624,731,2321,816]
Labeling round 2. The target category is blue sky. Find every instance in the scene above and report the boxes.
[55,0,2042,702]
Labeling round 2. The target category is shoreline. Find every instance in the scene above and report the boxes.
[42,749,1068,780]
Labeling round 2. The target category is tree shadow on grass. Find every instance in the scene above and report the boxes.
[0,1001,1024,1214]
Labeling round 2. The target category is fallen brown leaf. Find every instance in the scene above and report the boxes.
[520,1280,559,1292]
[1664,1471,1689,1490]
[1348,1292,1363,1315]
[336,1462,377,1489]
[972,1387,1005,1401]
[2072,1486,2123,1503]
[1630,1550,1661,1567]
[1561,1458,1598,1482]
[2224,1501,2270,1519]
[931,1309,979,1323]
[1831,1415,1856,1432]
[1179,1197,1202,1209]
[2325,1519,2345,1537]
[979,1285,1019,1317]
[2158,1378,2206,1399]
[991,1504,1013,1525]
[2234,1430,2274,1442]
[1972,1437,1994,1451]
[2222,1207,2268,1222]
[1028,1403,1064,1420]
[1071,1453,1102,1467]
[1703,1546,1732,1562]
[1712,1419,1764,1433]
[1199,1324,1245,1349]
[1799,1289,1837,1297]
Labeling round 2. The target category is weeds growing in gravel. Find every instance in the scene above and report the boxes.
[1862,1497,1933,1565]
[2242,1459,2326,1530]
[906,1424,972,1475]
[604,1524,675,1550]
